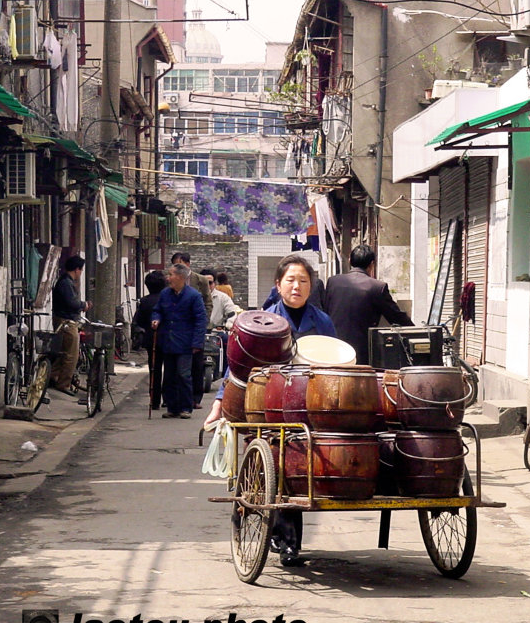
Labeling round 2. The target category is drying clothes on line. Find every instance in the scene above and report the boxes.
[194,177,311,236]
[43,29,62,69]
[57,30,79,132]
[8,13,18,60]
[322,94,351,150]
[95,185,113,248]
[307,192,341,264]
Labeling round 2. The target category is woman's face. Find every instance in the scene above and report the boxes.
[277,263,311,309]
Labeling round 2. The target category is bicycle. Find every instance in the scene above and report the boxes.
[439,314,479,408]
[72,319,115,417]
[2,310,64,413]
[114,304,131,362]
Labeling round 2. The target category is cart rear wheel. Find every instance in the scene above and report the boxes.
[231,438,276,584]
[418,467,477,578]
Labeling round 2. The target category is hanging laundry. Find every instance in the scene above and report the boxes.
[307,192,341,264]
[57,30,79,131]
[284,141,297,178]
[194,177,311,235]
[95,185,113,247]
[43,29,62,69]
[8,13,18,60]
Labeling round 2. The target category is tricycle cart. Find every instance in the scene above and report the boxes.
[208,421,505,584]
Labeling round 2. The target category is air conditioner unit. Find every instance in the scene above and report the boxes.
[168,93,179,105]
[14,6,37,59]
[163,138,174,148]
[5,152,36,199]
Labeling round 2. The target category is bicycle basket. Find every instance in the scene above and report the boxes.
[35,330,63,355]
[81,324,114,348]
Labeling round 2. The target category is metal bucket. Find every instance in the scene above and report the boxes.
[394,430,466,497]
[375,431,399,495]
[305,366,380,432]
[264,366,285,423]
[244,367,269,424]
[284,432,380,499]
[396,366,471,430]
[282,364,311,426]
[227,311,293,382]
[381,369,400,426]
[221,373,247,425]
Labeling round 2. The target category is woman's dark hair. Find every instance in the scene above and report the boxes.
[145,270,166,294]
[350,244,375,269]
[274,254,314,286]
[217,271,229,285]
[64,255,85,271]
[200,268,217,281]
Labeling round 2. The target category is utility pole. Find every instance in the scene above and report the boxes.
[94,0,121,327]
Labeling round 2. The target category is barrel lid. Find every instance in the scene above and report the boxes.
[234,310,291,338]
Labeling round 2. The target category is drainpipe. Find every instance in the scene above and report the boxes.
[372,3,388,267]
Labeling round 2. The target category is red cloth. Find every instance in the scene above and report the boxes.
[460,281,476,323]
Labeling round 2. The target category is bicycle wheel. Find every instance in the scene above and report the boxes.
[115,330,131,361]
[26,357,51,413]
[4,351,21,406]
[231,438,276,584]
[87,352,105,417]
[459,359,478,408]
[418,467,477,578]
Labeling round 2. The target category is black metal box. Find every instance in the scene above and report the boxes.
[368,326,443,369]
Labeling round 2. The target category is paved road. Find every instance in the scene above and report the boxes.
[1,378,529,623]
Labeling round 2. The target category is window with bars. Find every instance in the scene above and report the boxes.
[213,69,260,93]
[262,111,286,136]
[226,158,257,179]
[163,113,209,135]
[213,112,259,134]
[263,70,280,92]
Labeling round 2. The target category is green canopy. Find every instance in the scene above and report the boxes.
[0,85,34,118]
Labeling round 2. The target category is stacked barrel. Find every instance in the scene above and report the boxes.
[223,311,469,500]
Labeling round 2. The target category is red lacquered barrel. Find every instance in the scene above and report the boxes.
[282,364,311,426]
[227,311,293,382]
[264,366,285,423]
[221,373,247,425]
[284,433,380,499]
[394,430,466,497]
[305,366,380,432]
[397,366,470,430]
[244,367,269,424]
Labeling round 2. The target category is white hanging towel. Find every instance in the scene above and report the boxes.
[312,194,341,265]
[57,30,79,131]
[43,29,62,69]
[96,185,113,247]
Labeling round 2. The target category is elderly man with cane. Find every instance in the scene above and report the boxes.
[151,264,208,419]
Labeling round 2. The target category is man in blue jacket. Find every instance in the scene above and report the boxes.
[151,264,207,419]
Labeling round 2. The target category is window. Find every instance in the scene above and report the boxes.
[213,69,260,93]
[163,70,209,92]
[226,158,257,179]
[163,113,209,135]
[163,153,208,176]
[262,111,286,136]
[213,112,259,134]
[58,0,86,64]
[263,70,280,92]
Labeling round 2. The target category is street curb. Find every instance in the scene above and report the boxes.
[0,367,149,497]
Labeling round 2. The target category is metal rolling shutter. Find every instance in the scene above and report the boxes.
[439,164,465,334]
[465,157,490,365]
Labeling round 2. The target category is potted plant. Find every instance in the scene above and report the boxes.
[418,45,443,82]
[507,54,523,70]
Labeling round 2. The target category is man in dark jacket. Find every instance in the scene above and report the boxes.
[50,255,92,395]
[132,270,166,410]
[325,244,413,365]
[152,264,207,419]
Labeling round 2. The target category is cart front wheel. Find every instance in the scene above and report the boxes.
[418,467,477,578]
[230,438,276,584]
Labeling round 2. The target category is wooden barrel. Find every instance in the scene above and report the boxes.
[244,367,269,424]
[221,373,247,425]
[396,366,469,430]
[305,366,380,432]
[394,430,466,497]
[282,364,311,426]
[264,366,285,423]
[284,433,380,499]
[227,311,293,382]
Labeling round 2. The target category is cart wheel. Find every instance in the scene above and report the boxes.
[418,467,477,578]
[231,438,276,584]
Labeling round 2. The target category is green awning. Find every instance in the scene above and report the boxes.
[427,99,530,146]
[24,134,95,161]
[88,181,131,207]
[0,85,34,118]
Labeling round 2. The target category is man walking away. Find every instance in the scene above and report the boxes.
[172,251,212,409]
[151,264,207,419]
[132,270,166,410]
[50,255,92,395]
[325,244,413,365]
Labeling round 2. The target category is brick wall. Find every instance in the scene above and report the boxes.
[167,241,249,309]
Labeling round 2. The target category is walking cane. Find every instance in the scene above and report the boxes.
[148,328,157,420]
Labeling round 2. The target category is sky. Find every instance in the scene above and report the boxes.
[190,0,306,63]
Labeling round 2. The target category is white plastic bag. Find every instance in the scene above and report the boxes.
[201,418,235,478]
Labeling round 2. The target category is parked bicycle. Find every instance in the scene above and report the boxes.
[439,314,479,408]
[2,310,64,413]
[71,319,115,417]
[114,303,131,362]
